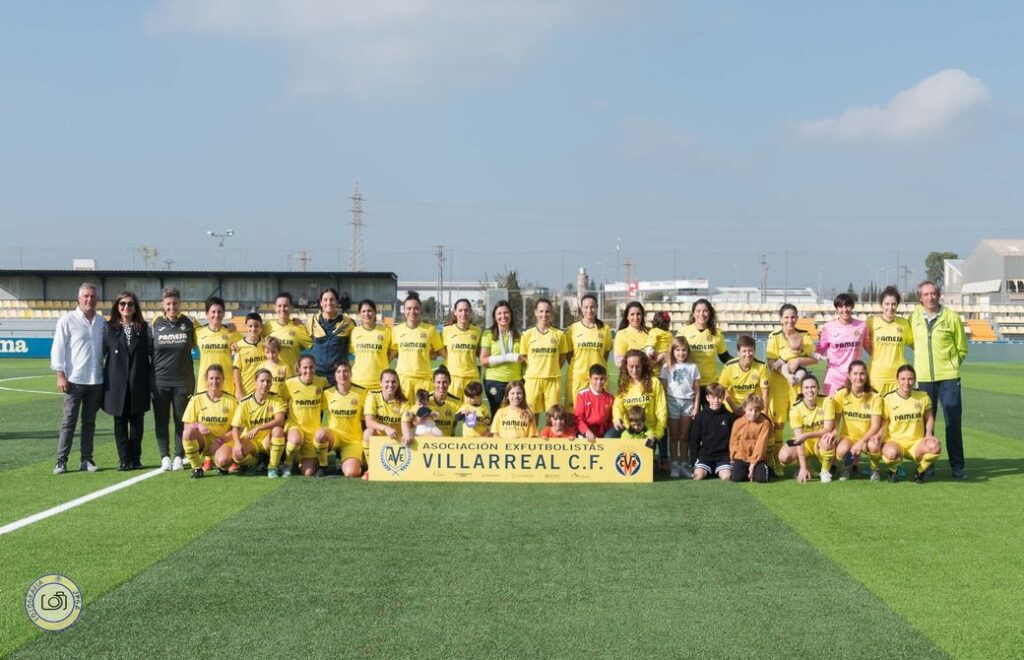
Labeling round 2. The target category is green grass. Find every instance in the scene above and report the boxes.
[1,357,1022,658]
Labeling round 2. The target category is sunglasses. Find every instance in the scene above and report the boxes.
[118,301,135,308]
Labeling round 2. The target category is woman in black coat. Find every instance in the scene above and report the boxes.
[103,291,152,471]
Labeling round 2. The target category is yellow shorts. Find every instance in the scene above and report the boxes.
[329,428,362,452]
[525,378,561,415]
[448,376,478,401]
[892,438,925,460]
[399,375,433,402]
[874,380,898,397]
[354,378,382,393]
[336,442,364,463]
[565,377,589,411]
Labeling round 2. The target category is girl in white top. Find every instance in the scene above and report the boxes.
[660,336,701,478]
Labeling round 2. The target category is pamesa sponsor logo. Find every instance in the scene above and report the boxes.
[0,339,29,354]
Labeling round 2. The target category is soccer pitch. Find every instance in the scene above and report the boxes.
[2,358,1023,658]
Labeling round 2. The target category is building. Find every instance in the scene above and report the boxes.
[946,239,1024,305]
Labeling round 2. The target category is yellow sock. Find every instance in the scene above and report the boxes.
[918,452,940,474]
[315,439,330,468]
[284,442,299,467]
[819,449,836,474]
[881,454,902,472]
[269,439,286,469]
[183,437,203,469]
[867,451,881,471]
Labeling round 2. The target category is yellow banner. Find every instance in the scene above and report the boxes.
[367,436,654,483]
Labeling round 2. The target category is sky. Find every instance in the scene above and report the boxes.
[2,1,1023,295]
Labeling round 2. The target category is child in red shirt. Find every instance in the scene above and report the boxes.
[574,364,614,440]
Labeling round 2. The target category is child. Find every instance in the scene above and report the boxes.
[541,404,575,439]
[660,336,700,478]
[729,393,772,483]
[575,364,614,441]
[645,311,674,367]
[257,336,293,400]
[232,312,266,397]
[490,380,538,439]
[409,389,443,437]
[619,405,655,448]
[780,331,825,385]
[690,382,735,481]
[456,381,491,437]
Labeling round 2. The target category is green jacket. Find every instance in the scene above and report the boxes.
[909,305,968,382]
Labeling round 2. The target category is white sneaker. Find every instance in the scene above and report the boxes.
[161,456,173,471]
[670,462,681,478]
[820,469,833,483]
[172,456,184,471]
[282,465,292,478]
[79,460,99,472]
[182,457,191,469]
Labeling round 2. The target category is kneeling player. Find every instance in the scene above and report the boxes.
[831,360,884,481]
[280,355,328,477]
[778,374,837,483]
[182,365,239,478]
[881,365,941,484]
[317,362,368,478]
[230,369,286,476]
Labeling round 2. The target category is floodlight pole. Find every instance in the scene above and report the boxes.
[207,229,235,269]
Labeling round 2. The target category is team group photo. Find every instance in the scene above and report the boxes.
[4,2,1024,657]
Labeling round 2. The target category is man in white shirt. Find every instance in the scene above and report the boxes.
[51,283,106,474]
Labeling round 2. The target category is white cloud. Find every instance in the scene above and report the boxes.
[797,69,989,141]
[145,0,624,96]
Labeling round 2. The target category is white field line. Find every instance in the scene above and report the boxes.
[0,468,165,537]
[0,375,62,396]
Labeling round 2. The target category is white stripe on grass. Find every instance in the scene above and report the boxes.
[0,375,63,396]
[0,468,165,537]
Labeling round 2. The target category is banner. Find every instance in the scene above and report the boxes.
[367,436,654,483]
[0,338,52,358]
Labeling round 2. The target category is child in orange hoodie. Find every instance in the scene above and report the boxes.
[729,393,771,483]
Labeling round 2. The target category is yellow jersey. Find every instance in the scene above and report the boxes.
[566,321,612,384]
[480,330,523,382]
[404,395,461,435]
[183,391,238,438]
[457,401,492,437]
[718,358,770,408]
[789,396,836,435]
[678,323,728,381]
[490,406,538,439]
[613,326,649,360]
[866,315,914,387]
[391,322,444,380]
[263,319,313,370]
[612,378,668,439]
[283,376,328,434]
[194,324,241,395]
[646,327,673,356]
[232,338,266,397]
[231,394,286,435]
[363,391,407,433]
[766,329,816,406]
[831,388,883,440]
[350,323,392,389]
[442,323,482,379]
[520,326,569,380]
[255,359,293,400]
[883,390,931,445]
[323,384,368,443]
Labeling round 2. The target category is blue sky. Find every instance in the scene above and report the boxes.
[2,1,1022,294]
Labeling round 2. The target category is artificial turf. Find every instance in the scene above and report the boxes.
[2,358,1021,658]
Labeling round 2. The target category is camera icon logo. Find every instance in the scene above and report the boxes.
[24,574,83,632]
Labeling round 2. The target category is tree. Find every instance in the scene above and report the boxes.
[925,251,958,287]
[846,283,859,303]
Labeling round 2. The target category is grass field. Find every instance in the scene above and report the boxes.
[2,357,1023,658]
